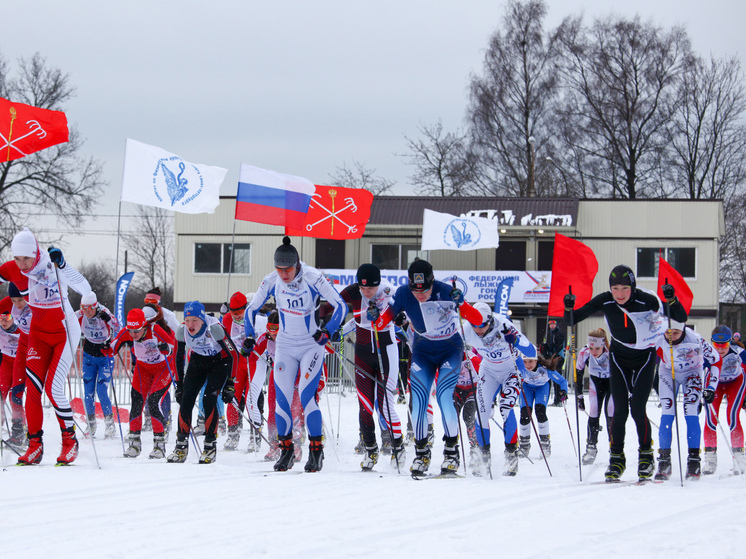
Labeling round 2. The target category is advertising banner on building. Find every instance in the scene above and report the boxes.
[320,269,551,304]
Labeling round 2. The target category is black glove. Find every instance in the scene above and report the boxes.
[702,388,715,405]
[558,389,568,404]
[450,288,464,305]
[97,309,111,323]
[221,381,235,404]
[662,283,675,302]
[366,303,380,322]
[174,382,183,405]
[313,328,330,346]
[158,342,170,355]
[393,312,406,327]
[578,396,585,411]
[48,246,66,268]
[564,293,575,311]
[502,325,516,346]
[241,336,256,357]
[102,339,111,350]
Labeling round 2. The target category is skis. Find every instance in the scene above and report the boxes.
[590,478,664,486]
[411,471,464,480]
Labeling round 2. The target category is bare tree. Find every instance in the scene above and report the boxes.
[123,206,174,306]
[328,160,394,195]
[0,52,105,252]
[69,261,116,310]
[466,0,565,197]
[558,15,691,198]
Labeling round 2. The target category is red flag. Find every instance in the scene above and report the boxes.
[548,233,599,317]
[657,256,693,314]
[0,97,69,161]
[285,185,374,240]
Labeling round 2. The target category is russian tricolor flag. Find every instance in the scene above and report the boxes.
[235,164,315,229]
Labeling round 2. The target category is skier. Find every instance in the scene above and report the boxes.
[702,325,746,474]
[575,328,614,465]
[322,263,404,472]
[518,345,568,458]
[167,301,238,464]
[7,283,31,447]
[0,297,21,444]
[0,230,92,465]
[564,265,687,482]
[221,291,250,451]
[655,320,720,480]
[76,292,120,438]
[453,350,480,470]
[242,237,346,472]
[541,319,566,406]
[460,302,533,477]
[375,260,482,477]
[111,308,175,459]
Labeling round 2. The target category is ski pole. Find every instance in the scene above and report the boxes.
[111,353,129,454]
[336,334,344,446]
[229,398,272,447]
[162,354,201,455]
[664,280,684,487]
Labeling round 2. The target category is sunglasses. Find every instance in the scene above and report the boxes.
[712,341,730,349]
[128,327,145,334]
[81,304,96,310]
[266,325,279,332]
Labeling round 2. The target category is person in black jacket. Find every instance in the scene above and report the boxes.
[564,265,687,482]
[541,320,566,405]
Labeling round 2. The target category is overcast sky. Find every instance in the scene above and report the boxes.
[3,0,745,267]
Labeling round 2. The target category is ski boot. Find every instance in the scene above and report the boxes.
[440,436,460,476]
[104,415,116,439]
[167,439,189,463]
[218,416,227,436]
[193,415,206,437]
[124,431,142,458]
[381,429,392,456]
[410,439,431,478]
[353,432,365,455]
[304,437,324,472]
[654,448,672,481]
[582,443,598,465]
[733,447,746,474]
[702,447,717,475]
[149,433,166,459]
[605,452,626,482]
[361,444,379,471]
[87,414,97,437]
[57,427,79,465]
[685,448,701,480]
[264,438,280,462]
[472,445,491,478]
[9,420,26,448]
[223,425,240,451]
[502,443,519,477]
[391,437,406,469]
[638,447,655,480]
[518,435,531,458]
[274,437,295,471]
[17,431,43,465]
[247,428,261,453]
[426,424,435,450]
[199,437,217,464]
[539,434,551,458]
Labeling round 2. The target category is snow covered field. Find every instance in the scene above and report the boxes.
[2,395,745,559]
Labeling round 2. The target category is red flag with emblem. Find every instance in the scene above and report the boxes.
[548,233,599,317]
[285,184,374,240]
[657,255,693,314]
[0,97,69,162]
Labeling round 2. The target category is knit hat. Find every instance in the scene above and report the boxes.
[609,265,636,291]
[7,283,22,298]
[711,324,732,344]
[669,319,686,331]
[142,306,158,321]
[184,301,206,323]
[408,259,434,292]
[81,292,98,307]
[274,236,299,269]
[473,302,492,325]
[0,297,12,315]
[229,292,248,311]
[127,308,147,330]
[357,263,381,287]
[11,228,38,258]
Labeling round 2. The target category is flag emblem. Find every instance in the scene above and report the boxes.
[153,156,206,208]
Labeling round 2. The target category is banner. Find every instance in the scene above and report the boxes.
[657,255,694,314]
[421,209,499,251]
[0,97,69,161]
[115,272,135,327]
[547,233,598,317]
[494,277,515,318]
[235,163,315,229]
[121,139,226,214]
[285,185,373,239]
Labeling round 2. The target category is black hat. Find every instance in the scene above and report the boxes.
[609,265,636,291]
[356,263,381,287]
[408,259,434,291]
[274,236,299,269]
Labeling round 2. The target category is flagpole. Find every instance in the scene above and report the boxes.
[225,217,237,303]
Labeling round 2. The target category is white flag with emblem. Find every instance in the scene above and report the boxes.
[121,138,227,214]
[421,209,499,251]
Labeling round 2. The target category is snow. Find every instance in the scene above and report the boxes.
[2,396,745,559]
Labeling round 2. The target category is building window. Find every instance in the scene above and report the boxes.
[194,243,251,274]
[636,247,696,279]
[371,244,428,270]
[316,239,345,269]
[537,241,554,271]
[495,241,526,271]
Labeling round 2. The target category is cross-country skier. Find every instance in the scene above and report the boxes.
[702,325,746,474]
[75,292,120,438]
[0,231,92,465]
[575,328,614,465]
[0,297,21,444]
[243,237,346,472]
[221,291,250,451]
[167,301,238,464]
[564,264,687,482]
[541,319,566,406]
[6,283,31,447]
[654,320,720,480]
[374,260,482,477]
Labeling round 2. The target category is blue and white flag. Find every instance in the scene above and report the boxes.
[121,138,227,214]
[494,277,514,318]
[115,272,135,327]
[421,209,499,251]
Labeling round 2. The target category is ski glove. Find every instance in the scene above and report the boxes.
[557,389,568,404]
[366,303,380,322]
[48,246,66,268]
[158,342,170,355]
[564,293,575,311]
[577,396,585,411]
[97,309,111,323]
[661,283,675,302]
[501,326,517,346]
[393,312,407,327]
[450,288,465,306]
[241,336,256,357]
[174,382,184,405]
[702,388,715,405]
[221,381,235,404]
[313,328,330,346]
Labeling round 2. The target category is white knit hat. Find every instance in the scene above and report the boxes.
[81,292,98,306]
[11,228,38,258]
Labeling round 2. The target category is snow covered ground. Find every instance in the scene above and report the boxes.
[2,394,745,559]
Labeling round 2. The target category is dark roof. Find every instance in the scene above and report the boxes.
[369,196,579,227]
